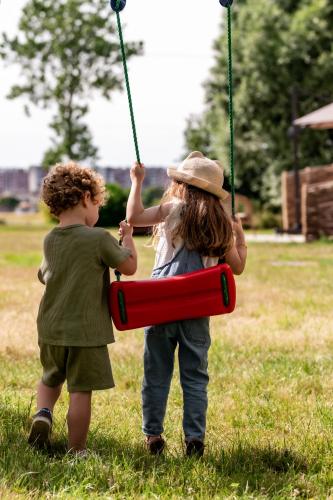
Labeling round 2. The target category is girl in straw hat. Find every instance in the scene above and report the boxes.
[126,151,247,456]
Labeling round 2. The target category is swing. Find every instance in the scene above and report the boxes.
[109,0,236,331]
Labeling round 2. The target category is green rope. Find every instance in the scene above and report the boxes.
[227,6,235,217]
[115,0,141,164]
[113,0,234,215]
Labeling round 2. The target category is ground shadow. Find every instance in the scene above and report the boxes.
[203,442,310,496]
[0,403,313,497]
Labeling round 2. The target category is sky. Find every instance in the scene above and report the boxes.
[0,0,223,167]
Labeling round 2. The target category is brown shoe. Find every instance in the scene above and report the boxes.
[185,439,205,457]
[145,435,165,455]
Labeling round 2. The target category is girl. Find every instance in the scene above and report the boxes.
[126,151,247,456]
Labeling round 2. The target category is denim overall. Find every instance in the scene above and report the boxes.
[142,246,211,441]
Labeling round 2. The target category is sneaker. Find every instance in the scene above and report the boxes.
[185,439,205,457]
[28,408,53,448]
[145,435,165,455]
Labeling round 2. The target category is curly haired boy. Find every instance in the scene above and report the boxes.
[28,162,137,453]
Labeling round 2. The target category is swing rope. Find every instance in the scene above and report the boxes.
[111,0,235,216]
[226,6,235,217]
[113,0,141,164]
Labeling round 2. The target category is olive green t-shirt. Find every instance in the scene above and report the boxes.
[37,224,131,347]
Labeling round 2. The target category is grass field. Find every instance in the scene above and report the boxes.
[1,215,333,498]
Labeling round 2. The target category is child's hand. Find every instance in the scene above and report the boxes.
[130,162,145,183]
[232,215,245,238]
[118,220,133,240]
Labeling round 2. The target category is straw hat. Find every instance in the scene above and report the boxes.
[167,151,229,200]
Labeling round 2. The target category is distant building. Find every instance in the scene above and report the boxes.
[0,165,169,201]
[143,167,168,189]
[28,166,47,195]
[0,168,29,196]
[96,166,168,190]
[96,167,132,189]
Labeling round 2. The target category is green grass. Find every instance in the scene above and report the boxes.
[1,224,333,498]
[0,252,42,267]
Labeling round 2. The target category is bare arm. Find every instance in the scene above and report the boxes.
[126,162,171,226]
[115,221,137,276]
[224,217,247,275]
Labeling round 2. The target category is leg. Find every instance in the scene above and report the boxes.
[66,346,113,452]
[29,345,66,448]
[36,380,62,412]
[142,324,177,437]
[37,344,67,412]
[178,318,211,443]
[29,381,61,448]
[67,392,92,452]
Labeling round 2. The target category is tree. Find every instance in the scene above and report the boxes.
[184,115,215,159]
[0,197,20,211]
[142,186,164,208]
[184,0,333,206]
[97,183,129,227]
[0,0,143,166]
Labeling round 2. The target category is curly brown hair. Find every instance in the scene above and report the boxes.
[41,162,106,216]
[156,181,233,258]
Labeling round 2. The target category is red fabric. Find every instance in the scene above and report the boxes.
[109,264,236,331]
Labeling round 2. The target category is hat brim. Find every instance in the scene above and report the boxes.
[167,167,229,201]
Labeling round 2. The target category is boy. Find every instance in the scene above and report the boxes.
[28,162,137,453]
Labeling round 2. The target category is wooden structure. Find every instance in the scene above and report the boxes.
[282,164,333,240]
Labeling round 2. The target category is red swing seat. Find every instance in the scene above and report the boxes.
[109,263,236,331]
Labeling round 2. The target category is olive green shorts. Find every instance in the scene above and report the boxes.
[39,343,115,393]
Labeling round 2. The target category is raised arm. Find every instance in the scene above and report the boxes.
[126,163,170,227]
[224,217,247,275]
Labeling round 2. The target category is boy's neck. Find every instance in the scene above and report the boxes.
[58,208,87,227]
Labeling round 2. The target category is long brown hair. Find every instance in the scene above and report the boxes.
[155,180,233,258]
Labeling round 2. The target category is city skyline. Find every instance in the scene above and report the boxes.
[0,164,168,199]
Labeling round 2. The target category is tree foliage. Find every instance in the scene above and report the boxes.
[97,184,164,228]
[184,0,333,206]
[0,0,143,167]
[141,186,164,208]
[97,183,129,228]
[0,197,20,211]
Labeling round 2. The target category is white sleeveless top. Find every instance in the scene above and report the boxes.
[154,200,219,270]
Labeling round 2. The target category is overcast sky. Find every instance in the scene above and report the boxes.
[0,0,223,167]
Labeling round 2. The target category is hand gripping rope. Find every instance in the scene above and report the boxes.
[109,1,237,331]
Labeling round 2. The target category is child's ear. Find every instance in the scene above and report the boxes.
[82,191,91,207]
